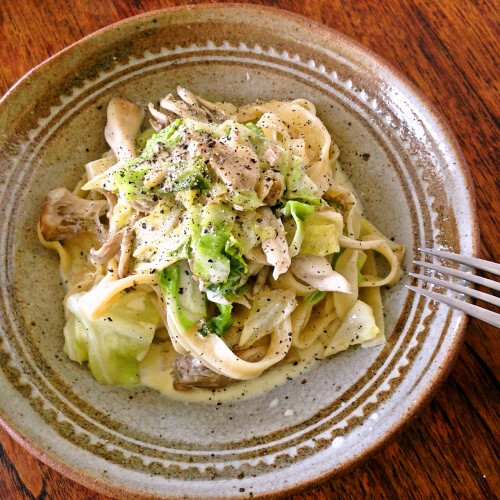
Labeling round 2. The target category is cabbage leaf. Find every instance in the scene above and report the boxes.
[322,300,379,357]
[64,290,159,385]
[158,261,206,332]
[283,200,315,257]
[239,289,297,347]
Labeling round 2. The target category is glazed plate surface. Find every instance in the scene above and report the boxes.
[0,5,477,498]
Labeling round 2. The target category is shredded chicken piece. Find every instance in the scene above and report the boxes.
[208,128,260,191]
[104,97,145,163]
[256,170,285,206]
[262,145,282,166]
[39,187,106,242]
[258,207,291,279]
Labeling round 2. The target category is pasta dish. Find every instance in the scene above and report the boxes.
[39,87,404,395]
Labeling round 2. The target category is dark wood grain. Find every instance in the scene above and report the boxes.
[0,0,498,498]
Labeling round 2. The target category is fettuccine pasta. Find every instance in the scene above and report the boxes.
[38,87,404,394]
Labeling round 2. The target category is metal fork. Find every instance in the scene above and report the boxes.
[406,248,500,327]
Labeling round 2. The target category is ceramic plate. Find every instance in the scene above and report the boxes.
[0,5,478,499]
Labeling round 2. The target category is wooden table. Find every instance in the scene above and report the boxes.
[0,1,498,498]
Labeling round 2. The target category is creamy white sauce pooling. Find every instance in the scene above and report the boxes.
[139,340,323,403]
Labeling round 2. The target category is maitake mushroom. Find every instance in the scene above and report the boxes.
[171,346,267,391]
[39,187,107,242]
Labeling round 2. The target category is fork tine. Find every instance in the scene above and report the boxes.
[418,248,500,275]
[409,272,500,307]
[406,285,500,328]
[413,260,500,292]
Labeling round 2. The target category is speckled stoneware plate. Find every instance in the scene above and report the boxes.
[0,4,478,499]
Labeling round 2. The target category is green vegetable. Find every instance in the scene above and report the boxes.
[245,122,265,137]
[192,203,235,284]
[113,120,211,200]
[135,128,156,152]
[64,290,159,385]
[228,190,264,210]
[357,251,367,284]
[160,157,212,193]
[177,260,207,321]
[113,162,151,200]
[300,209,343,256]
[283,200,343,257]
[278,153,320,203]
[141,119,183,157]
[63,313,88,363]
[330,247,345,268]
[284,200,315,256]
[199,303,233,337]
[205,235,249,300]
[304,290,326,305]
[158,261,234,338]
[244,123,266,152]
[158,262,206,332]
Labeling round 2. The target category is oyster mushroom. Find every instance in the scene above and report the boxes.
[147,102,172,127]
[117,226,135,278]
[104,97,145,163]
[159,86,236,123]
[90,229,124,264]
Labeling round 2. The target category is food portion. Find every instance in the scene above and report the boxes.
[39,87,405,396]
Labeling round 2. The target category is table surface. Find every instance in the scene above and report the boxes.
[0,0,498,498]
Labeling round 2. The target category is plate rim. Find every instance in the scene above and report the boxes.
[0,3,479,499]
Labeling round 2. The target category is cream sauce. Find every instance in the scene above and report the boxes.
[138,340,323,403]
